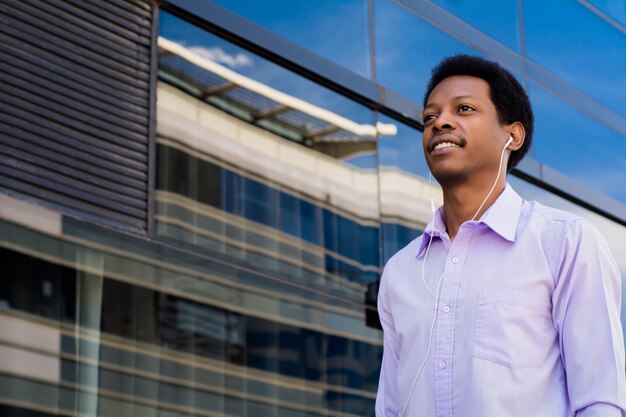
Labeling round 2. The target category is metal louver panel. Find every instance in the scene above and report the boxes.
[0,0,154,232]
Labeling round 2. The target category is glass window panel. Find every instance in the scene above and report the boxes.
[377,114,433,264]
[157,10,382,291]
[586,0,626,26]
[524,0,626,116]
[377,114,427,177]
[278,192,300,236]
[358,225,380,267]
[529,82,626,204]
[300,200,322,246]
[152,10,386,417]
[0,216,384,416]
[209,0,372,78]
[160,11,374,124]
[375,0,476,103]
[432,0,521,51]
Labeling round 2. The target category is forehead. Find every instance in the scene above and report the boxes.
[426,75,491,105]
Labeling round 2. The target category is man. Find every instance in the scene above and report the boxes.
[375,55,626,417]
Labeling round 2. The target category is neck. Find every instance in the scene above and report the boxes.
[441,175,507,241]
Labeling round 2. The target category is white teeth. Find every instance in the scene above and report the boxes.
[433,141,459,151]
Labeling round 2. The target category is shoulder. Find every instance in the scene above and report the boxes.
[520,199,594,240]
[522,199,584,226]
[522,199,615,268]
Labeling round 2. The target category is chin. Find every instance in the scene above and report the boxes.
[430,168,469,186]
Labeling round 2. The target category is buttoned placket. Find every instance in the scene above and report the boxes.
[433,224,475,417]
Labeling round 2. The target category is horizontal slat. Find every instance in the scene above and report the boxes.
[0,160,147,216]
[0,66,148,135]
[0,112,147,179]
[11,0,151,66]
[0,37,149,109]
[0,0,152,231]
[1,138,147,199]
[0,181,146,230]
[25,0,151,52]
[0,10,150,87]
[66,0,153,39]
[0,133,146,188]
[0,91,148,152]
[0,149,147,210]
[101,0,152,18]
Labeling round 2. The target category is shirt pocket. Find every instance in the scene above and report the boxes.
[473,289,551,368]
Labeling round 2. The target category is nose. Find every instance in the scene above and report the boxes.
[432,111,456,132]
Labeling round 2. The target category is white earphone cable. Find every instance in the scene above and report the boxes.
[398,136,512,417]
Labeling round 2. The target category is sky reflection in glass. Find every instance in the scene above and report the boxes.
[529,82,626,204]
[586,0,626,27]
[375,0,476,104]
[431,0,521,51]
[377,114,428,178]
[210,0,372,78]
[524,0,626,117]
[160,11,375,128]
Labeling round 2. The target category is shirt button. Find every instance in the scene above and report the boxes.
[451,256,460,263]
[442,305,450,313]
[439,361,447,369]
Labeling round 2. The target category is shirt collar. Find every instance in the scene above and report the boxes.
[481,183,523,242]
[416,205,448,259]
[416,183,523,258]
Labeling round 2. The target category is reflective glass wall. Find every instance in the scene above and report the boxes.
[2,1,626,417]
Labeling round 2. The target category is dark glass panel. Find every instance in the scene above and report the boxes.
[338,216,357,260]
[0,404,57,417]
[279,192,300,237]
[242,176,279,228]
[245,316,279,373]
[277,325,306,378]
[300,200,322,246]
[358,224,380,267]
[156,144,192,199]
[323,209,339,253]
[101,279,161,345]
[0,247,76,323]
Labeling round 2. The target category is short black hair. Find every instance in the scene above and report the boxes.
[423,55,533,172]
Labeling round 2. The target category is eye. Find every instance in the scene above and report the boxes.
[423,114,437,123]
[458,104,474,112]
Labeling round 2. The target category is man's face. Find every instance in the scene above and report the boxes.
[422,75,509,185]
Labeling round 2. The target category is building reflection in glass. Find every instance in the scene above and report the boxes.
[3,5,626,417]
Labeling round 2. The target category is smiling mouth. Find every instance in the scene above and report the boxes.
[432,141,460,152]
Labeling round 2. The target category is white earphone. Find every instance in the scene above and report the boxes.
[399,134,513,417]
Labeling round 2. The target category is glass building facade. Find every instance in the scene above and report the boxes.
[1,1,626,417]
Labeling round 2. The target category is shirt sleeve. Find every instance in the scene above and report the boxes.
[376,267,400,417]
[551,220,626,416]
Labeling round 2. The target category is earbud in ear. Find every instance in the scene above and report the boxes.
[504,135,513,149]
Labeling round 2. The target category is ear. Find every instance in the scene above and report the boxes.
[506,122,526,151]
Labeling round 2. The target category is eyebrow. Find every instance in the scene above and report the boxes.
[424,95,477,110]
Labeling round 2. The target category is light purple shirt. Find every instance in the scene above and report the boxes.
[376,184,626,417]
